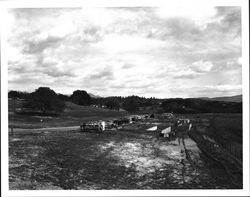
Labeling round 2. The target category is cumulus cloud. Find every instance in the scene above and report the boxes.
[7,7,242,97]
[122,63,135,69]
[24,35,63,54]
[173,69,200,79]
[190,61,214,73]
[155,6,218,29]
[170,84,242,98]
[87,67,114,81]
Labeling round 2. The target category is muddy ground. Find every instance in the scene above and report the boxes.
[9,124,236,190]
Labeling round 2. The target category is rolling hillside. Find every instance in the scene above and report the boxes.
[199,95,242,103]
[8,99,127,129]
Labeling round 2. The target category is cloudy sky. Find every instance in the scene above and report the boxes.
[7,6,242,98]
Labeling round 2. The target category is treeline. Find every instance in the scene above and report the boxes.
[8,89,160,113]
[8,88,242,114]
[92,96,160,111]
[161,98,242,113]
[8,88,92,114]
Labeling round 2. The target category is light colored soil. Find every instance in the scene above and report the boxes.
[9,124,235,189]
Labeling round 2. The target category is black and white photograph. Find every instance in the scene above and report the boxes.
[1,0,249,196]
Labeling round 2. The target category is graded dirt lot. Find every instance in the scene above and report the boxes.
[9,122,237,189]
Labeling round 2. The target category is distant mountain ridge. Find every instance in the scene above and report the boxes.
[88,93,101,98]
[198,95,242,103]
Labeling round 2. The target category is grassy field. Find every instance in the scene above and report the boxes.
[184,113,242,162]
[9,99,128,129]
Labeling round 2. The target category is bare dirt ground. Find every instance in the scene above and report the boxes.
[9,125,235,190]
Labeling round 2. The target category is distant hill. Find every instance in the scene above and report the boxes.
[198,95,242,103]
[162,97,242,113]
[88,93,101,98]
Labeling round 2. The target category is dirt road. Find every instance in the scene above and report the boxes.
[9,126,80,134]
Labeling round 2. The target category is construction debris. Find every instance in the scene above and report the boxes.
[161,127,172,138]
[79,113,192,140]
[146,126,158,131]
[188,123,192,131]
[80,121,105,132]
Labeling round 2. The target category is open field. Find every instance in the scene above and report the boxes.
[9,114,242,189]
[183,113,242,162]
[9,129,233,189]
[8,99,242,189]
[9,99,127,129]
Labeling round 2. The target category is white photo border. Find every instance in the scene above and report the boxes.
[1,0,249,196]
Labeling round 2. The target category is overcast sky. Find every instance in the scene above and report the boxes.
[7,6,242,98]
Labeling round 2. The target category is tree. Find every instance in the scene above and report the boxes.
[58,93,70,101]
[106,99,120,110]
[161,98,242,114]
[70,90,91,106]
[8,91,21,99]
[123,97,139,112]
[24,87,65,113]
[8,90,30,99]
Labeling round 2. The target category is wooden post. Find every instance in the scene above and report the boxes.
[10,126,14,136]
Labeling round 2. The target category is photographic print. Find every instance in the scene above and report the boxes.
[1,0,249,196]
